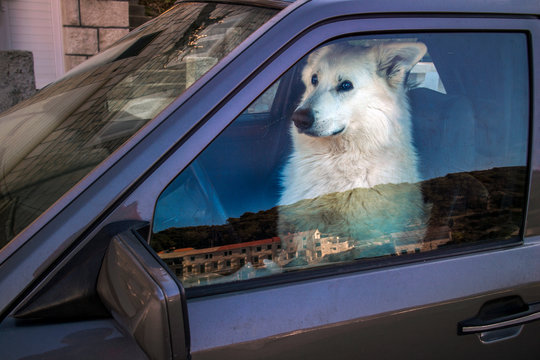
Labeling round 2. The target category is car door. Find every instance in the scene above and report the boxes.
[139,7,540,360]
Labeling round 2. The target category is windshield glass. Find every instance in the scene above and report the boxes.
[0,2,278,249]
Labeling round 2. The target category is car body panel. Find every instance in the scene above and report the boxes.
[0,317,148,359]
[192,283,540,360]
[184,239,540,353]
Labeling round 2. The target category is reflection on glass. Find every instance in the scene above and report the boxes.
[0,3,277,248]
[155,167,526,287]
[152,33,529,288]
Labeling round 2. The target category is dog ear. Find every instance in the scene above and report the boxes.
[377,42,427,88]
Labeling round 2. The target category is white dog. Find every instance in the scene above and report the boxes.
[278,41,428,259]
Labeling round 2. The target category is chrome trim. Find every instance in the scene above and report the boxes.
[461,304,540,333]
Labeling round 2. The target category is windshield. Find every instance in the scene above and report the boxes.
[0,2,278,249]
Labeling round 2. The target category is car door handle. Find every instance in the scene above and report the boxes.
[458,296,540,340]
[460,303,540,333]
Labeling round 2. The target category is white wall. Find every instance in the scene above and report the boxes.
[2,0,64,88]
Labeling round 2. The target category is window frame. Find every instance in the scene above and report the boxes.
[141,17,536,299]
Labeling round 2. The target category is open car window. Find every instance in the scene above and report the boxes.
[151,32,529,288]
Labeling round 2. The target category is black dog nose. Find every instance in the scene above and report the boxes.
[292,108,314,130]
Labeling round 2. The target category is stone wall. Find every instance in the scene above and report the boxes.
[61,0,130,71]
[0,50,36,114]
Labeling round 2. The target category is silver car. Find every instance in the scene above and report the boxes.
[0,0,539,358]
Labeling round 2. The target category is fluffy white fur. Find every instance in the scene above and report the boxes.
[278,41,428,259]
[280,41,427,205]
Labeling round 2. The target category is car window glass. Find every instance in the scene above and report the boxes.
[245,80,281,113]
[0,3,277,249]
[151,33,529,288]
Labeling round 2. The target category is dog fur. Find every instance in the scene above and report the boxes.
[278,41,428,258]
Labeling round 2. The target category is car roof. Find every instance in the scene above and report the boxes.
[175,0,292,9]
[178,0,539,16]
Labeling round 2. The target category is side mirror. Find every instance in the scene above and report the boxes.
[97,229,190,360]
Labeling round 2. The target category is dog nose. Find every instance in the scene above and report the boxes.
[292,108,314,130]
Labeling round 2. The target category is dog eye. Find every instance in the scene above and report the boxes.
[337,80,354,92]
[311,74,318,86]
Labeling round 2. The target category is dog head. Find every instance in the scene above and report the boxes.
[292,41,427,139]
